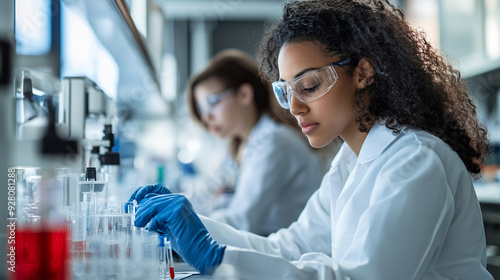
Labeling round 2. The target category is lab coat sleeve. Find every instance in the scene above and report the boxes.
[201,167,333,259]
[210,189,342,279]
[211,145,462,279]
[214,248,345,279]
[200,215,256,250]
[209,132,299,234]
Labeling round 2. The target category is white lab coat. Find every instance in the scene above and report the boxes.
[201,121,493,279]
[209,114,323,236]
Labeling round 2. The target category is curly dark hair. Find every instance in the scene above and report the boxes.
[257,0,489,178]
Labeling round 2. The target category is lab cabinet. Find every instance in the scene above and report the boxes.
[60,0,164,114]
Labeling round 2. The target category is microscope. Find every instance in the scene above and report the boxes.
[15,74,120,209]
[59,76,121,208]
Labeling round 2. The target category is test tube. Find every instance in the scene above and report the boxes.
[83,192,97,240]
[166,238,175,279]
[84,167,98,238]
[158,236,167,279]
[127,202,135,217]
[128,200,139,230]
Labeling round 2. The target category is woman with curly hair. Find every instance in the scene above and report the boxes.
[130,0,493,278]
[185,49,323,236]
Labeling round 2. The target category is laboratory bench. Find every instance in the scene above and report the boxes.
[173,261,211,279]
[475,182,500,204]
[475,182,500,249]
[474,183,500,278]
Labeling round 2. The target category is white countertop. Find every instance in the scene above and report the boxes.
[474,182,500,204]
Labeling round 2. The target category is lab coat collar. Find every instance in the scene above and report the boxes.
[356,121,403,164]
[246,113,274,147]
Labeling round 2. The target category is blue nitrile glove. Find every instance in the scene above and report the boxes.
[134,194,226,275]
[125,183,171,213]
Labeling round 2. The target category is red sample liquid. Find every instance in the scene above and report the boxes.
[169,266,175,279]
[13,227,69,280]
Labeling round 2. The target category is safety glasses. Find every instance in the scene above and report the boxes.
[271,57,352,109]
[196,87,235,116]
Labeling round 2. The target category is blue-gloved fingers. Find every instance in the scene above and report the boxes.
[138,193,161,208]
[144,193,161,199]
[134,194,172,227]
[147,216,162,232]
[135,183,171,204]
[124,187,142,213]
[125,183,172,213]
[124,184,151,213]
[134,185,150,204]
[132,193,225,275]
[134,200,157,228]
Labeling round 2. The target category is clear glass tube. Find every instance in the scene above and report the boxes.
[82,191,97,239]
[128,199,139,230]
[159,236,167,279]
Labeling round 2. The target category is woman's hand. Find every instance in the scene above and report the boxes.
[124,183,171,212]
[134,194,226,275]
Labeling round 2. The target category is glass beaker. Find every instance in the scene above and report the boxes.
[14,168,70,280]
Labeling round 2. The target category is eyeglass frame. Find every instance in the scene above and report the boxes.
[196,87,236,117]
[271,57,353,109]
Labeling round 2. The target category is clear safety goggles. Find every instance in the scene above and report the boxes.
[196,87,235,117]
[271,57,352,109]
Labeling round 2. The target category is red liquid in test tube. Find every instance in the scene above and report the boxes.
[169,266,175,279]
